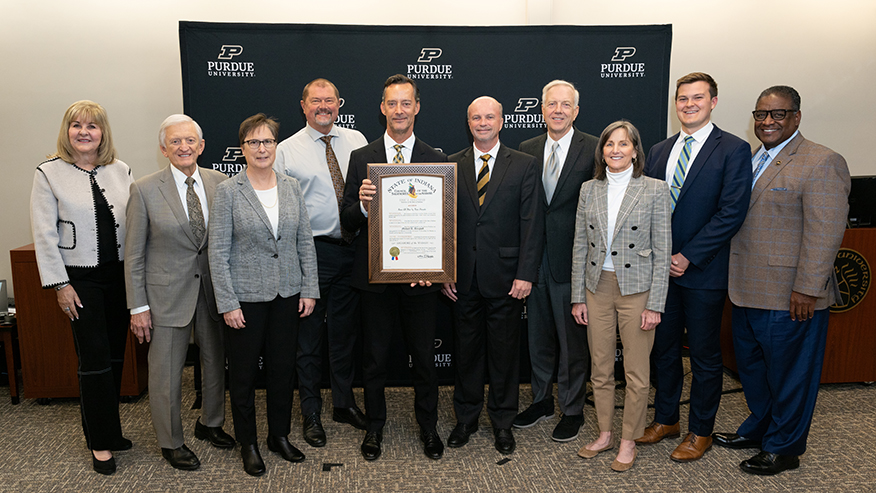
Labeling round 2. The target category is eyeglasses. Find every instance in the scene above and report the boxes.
[243,139,277,150]
[752,109,795,121]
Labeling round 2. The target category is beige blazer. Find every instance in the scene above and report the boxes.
[728,133,850,311]
[571,174,671,313]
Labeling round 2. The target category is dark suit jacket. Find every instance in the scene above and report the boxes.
[340,136,446,294]
[519,127,598,283]
[644,125,752,290]
[125,165,227,327]
[449,143,544,298]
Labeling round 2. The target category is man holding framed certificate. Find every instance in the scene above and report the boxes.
[340,74,446,462]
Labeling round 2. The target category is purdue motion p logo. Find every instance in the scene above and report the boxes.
[514,98,540,113]
[831,248,870,313]
[408,48,452,80]
[208,44,255,78]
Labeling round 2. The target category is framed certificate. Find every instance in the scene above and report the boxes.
[367,163,456,284]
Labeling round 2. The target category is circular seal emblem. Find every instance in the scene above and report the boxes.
[831,248,870,313]
[389,246,400,257]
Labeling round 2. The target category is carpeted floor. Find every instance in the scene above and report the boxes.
[0,367,873,492]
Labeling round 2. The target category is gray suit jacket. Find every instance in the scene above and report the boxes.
[209,170,319,314]
[124,165,228,327]
[728,133,850,311]
[571,175,672,313]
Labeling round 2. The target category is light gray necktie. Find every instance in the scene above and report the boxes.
[543,141,560,204]
[185,176,205,244]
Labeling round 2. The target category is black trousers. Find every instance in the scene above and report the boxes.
[226,294,299,445]
[360,287,438,433]
[297,240,360,415]
[68,262,129,450]
[452,275,523,430]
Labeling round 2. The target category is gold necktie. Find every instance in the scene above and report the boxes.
[477,154,491,207]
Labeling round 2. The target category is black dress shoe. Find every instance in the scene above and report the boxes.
[740,451,799,476]
[494,428,516,455]
[267,435,305,463]
[361,431,383,461]
[111,437,133,451]
[333,406,369,430]
[712,432,761,449]
[420,429,444,460]
[195,418,235,449]
[447,422,478,448]
[302,413,327,447]
[240,443,266,477]
[92,454,116,475]
[161,444,200,470]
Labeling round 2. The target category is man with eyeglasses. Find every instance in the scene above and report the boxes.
[340,74,446,461]
[273,79,369,449]
[125,115,233,470]
[640,72,751,462]
[712,85,850,475]
[515,80,598,443]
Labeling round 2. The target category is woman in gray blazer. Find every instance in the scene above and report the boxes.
[30,100,134,475]
[570,121,671,472]
[209,114,319,476]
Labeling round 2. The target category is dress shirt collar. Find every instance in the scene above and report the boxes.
[170,163,203,190]
[305,122,338,142]
[548,127,575,154]
[677,121,714,145]
[383,132,416,162]
[754,129,800,163]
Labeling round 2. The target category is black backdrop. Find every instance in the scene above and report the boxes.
[180,21,672,385]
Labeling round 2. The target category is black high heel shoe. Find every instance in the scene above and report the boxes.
[92,453,116,475]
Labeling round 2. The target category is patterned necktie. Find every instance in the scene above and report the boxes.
[543,141,560,204]
[670,136,695,213]
[321,136,354,243]
[477,154,491,207]
[185,176,206,244]
[393,144,404,163]
[752,151,770,190]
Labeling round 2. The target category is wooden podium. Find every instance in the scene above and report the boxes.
[721,228,876,383]
[10,244,148,399]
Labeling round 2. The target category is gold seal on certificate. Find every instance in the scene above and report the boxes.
[367,163,456,284]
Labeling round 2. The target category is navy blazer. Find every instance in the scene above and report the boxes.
[449,143,544,298]
[340,136,447,294]
[644,125,752,290]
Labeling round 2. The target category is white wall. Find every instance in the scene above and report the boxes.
[3,0,874,296]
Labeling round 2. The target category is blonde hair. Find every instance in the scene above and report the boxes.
[53,100,117,166]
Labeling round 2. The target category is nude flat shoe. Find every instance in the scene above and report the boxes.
[577,441,614,459]
[611,448,638,472]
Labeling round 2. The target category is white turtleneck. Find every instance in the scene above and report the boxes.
[603,165,634,272]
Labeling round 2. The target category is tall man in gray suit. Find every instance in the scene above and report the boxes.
[125,115,234,470]
[713,86,850,475]
[274,78,369,448]
[516,80,598,442]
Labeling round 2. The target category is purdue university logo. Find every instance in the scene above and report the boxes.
[831,248,870,313]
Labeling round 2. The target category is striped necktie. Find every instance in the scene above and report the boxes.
[752,151,770,190]
[477,154,491,207]
[392,144,404,163]
[670,136,694,213]
[321,136,354,243]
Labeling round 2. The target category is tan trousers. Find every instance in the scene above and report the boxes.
[585,270,655,440]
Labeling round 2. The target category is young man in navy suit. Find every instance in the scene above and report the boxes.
[639,72,751,462]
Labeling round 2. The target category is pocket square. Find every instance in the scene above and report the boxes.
[770,187,788,191]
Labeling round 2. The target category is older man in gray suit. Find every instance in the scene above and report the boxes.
[125,115,233,470]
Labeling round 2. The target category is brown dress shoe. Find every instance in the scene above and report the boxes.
[670,433,713,462]
[635,421,680,444]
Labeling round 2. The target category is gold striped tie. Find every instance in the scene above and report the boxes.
[477,154,491,207]
[392,144,404,163]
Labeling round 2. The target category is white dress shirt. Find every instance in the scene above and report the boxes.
[473,141,501,177]
[543,128,574,175]
[273,123,368,238]
[663,122,714,183]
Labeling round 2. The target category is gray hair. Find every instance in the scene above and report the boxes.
[158,114,203,146]
[541,80,580,107]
